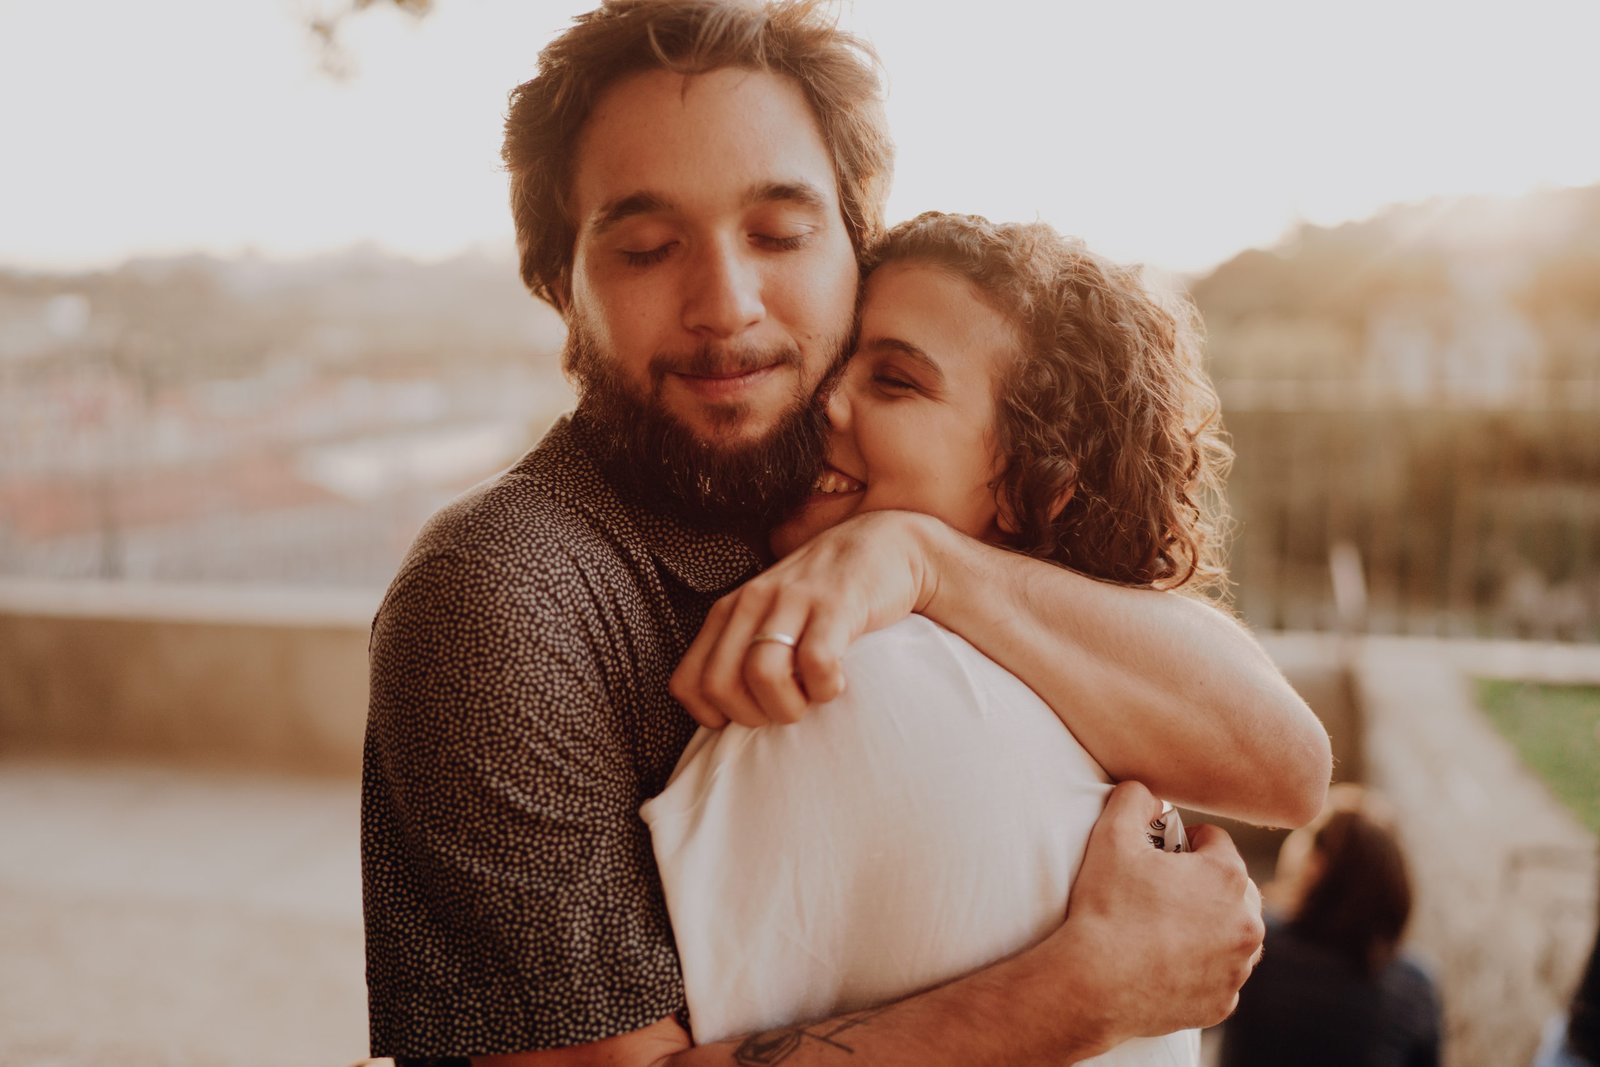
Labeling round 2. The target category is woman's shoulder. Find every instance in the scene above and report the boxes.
[837,614,1110,784]
[842,614,1022,701]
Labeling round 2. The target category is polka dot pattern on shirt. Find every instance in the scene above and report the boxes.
[361,412,761,1060]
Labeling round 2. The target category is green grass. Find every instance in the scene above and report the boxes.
[1476,679,1600,835]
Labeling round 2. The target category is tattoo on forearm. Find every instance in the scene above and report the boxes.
[732,1007,889,1065]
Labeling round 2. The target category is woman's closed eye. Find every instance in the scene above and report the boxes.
[872,372,919,394]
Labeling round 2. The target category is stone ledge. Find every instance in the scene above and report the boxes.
[0,581,375,775]
[0,578,379,627]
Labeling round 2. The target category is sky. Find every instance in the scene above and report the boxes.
[4,0,1600,275]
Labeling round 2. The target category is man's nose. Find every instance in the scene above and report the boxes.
[681,238,764,338]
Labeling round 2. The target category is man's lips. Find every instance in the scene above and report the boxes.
[667,363,782,400]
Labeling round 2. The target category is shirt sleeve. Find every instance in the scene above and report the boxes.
[361,546,685,1058]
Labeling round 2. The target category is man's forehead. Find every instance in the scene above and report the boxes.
[568,66,842,223]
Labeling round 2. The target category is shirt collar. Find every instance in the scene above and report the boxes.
[555,412,764,596]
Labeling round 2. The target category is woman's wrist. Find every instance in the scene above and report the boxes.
[900,510,974,619]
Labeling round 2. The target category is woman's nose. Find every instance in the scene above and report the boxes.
[823,371,853,429]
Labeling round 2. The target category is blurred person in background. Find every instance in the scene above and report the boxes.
[362,2,1331,1064]
[1219,783,1441,1067]
[1533,912,1600,1066]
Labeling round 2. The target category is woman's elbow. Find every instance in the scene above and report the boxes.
[1276,723,1333,828]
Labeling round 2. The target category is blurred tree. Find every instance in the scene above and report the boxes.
[308,0,434,79]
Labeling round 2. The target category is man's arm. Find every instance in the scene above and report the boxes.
[671,510,1331,827]
[476,782,1264,1067]
[364,542,691,1057]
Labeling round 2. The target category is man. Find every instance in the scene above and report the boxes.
[362,2,1331,1064]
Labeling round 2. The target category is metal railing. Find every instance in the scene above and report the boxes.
[1221,380,1600,642]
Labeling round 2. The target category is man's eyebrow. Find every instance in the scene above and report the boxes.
[585,182,827,236]
[587,192,675,236]
[862,336,947,387]
[744,180,830,212]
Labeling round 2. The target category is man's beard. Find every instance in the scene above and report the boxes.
[565,321,846,537]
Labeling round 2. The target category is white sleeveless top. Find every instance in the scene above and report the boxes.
[641,614,1197,1065]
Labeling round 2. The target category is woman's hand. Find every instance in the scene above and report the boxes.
[669,510,943,727]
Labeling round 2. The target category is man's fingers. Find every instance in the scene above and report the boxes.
[1183,821,1232,853]
[1242,875,1266,959]
[1095,780,1162,839]
[1183,823,1252,893]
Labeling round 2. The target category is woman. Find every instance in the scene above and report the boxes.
[1219,784,1441,1066]
[643,212,1279,1064]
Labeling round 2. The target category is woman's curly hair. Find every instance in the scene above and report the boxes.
[863,212,1233,597]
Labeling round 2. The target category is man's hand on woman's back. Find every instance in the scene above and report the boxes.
[1053,780,1266,1039]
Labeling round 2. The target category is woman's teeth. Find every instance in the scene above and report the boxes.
[814,469,865,494]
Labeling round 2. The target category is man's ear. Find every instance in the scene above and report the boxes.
[995,482,1076,536]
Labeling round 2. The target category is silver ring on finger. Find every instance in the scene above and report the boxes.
[749,631,799,651]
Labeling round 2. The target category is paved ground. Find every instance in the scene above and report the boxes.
[0,757,369,1067]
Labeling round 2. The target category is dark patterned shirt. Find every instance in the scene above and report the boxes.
[361,411,762,1060]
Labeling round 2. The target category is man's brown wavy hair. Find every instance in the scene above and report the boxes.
[864,212,1232,596]
[502,0,893,309]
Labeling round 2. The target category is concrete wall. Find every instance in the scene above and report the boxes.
[0,592,1365,788]
[0,580,376,775]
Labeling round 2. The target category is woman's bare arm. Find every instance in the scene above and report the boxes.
[670,510,1330,828]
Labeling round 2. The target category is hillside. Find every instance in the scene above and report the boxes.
[0,244,564,383]
[1191,184,1600,389]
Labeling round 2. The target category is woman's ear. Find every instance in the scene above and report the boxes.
[995,489,1021,536]
[1046,483,1076,523]
[994,482,1075,536]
